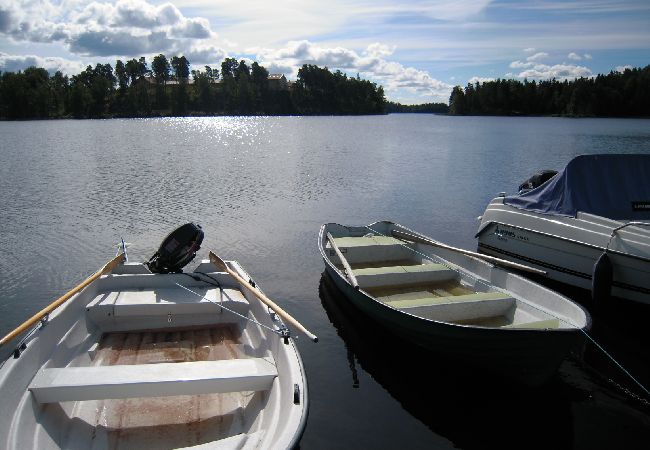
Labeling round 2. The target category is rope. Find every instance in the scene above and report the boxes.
[579,329,650,397]
[174,282,284,337]
[364,224,649,400]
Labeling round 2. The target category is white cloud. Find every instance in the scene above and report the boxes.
[615,65,633,72]
[255,40,452,101]
[468,76,495,84]
[0,52,86,74]
[523,47,536,53]
[515,63,592,80]
[584,53,592,60]
[1,0,219,58]
[567,52,581,60]
[526,52,549,62]
[510,60,534,69]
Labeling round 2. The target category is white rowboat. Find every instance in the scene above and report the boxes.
[0,256,308,449]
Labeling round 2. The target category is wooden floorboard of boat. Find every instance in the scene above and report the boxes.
[52,324,261,448]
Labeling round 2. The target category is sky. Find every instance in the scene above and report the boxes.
[1,0,649,104]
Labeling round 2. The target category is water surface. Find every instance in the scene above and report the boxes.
[1,115,649,448]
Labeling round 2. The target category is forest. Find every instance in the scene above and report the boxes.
[448,65,650,117]
[0,55,386,119]
[385,102,449,114]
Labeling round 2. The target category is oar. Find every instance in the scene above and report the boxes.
[391,229,547,276]
[0,253,126,347]
[209,252,318,342]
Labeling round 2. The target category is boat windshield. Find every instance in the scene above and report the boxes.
[504,154,650,220]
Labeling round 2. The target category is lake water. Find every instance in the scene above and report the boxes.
[1,115,649,448]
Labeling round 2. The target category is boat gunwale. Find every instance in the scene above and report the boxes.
[476,214,650,265]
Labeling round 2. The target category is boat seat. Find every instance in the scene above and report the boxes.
[327,236,414,264]
[86,287,249,332]
[384,291,512,308]
[503,319,560,329]
[28,358,277,403]
[354,264,457,288]
[385,291,516,322]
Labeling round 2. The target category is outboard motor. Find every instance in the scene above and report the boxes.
[518,170,558,194]
[592,252,613,307]
[146,223,204,274]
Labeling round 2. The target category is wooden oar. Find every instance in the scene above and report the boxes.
[391,229,547,276]
[209,252,318,342]
[0,253,126,347]
[326,232,359,289]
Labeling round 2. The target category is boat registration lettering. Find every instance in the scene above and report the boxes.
[632,201,650,211]
[494,225,529,242]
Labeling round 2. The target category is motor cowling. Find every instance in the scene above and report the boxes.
[146,223,204,274]
[518,170,558,194]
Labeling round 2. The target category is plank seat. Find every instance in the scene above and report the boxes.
[503,319,560,329]
[385,291,512,309]
[327,235,415,265]
[331,236,403,248]
[28,358,277,403]
[353,264,457,288]
[86,287,249,331]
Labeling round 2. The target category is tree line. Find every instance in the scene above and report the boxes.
[0,55,386,119]
[385,101,449,114]
[449,65,650,117]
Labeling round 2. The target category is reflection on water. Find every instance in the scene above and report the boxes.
[319,272,650,449]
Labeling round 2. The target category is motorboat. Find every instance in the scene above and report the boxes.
[476,154,650,306]
[0,224,313,449]
[318,220,590,386]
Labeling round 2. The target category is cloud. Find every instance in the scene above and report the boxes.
[526,52,548,62]
[0,52,86,74]
[255,40,452,101]
[508,49,593,80]
[1,0,218,58]
[468,76,495,84]
[584,53,592,60]
[509,60,534,69]
[183,44,227,65]
[515,63,592,80]
[615,65,633,72]
[523,47,536,53]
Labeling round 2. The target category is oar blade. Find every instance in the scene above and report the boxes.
[208,251,228,272]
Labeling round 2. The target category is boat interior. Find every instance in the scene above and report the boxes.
[326,231,571,330]
[4,262,300,449]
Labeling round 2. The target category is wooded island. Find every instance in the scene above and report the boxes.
[0,55,386,119]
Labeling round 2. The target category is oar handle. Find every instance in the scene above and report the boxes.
[209,252,318,342]
[392,229,547,276]
[0,253,125,347]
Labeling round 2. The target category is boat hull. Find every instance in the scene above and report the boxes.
[477,202,650,305]
[0,260,308,450]
[319,221,589,387]
[324,265,580,386]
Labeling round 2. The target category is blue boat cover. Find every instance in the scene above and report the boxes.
[504,154,650,219]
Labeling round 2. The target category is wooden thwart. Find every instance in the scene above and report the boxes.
[29,358,277,403]
[326,233,359,289]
